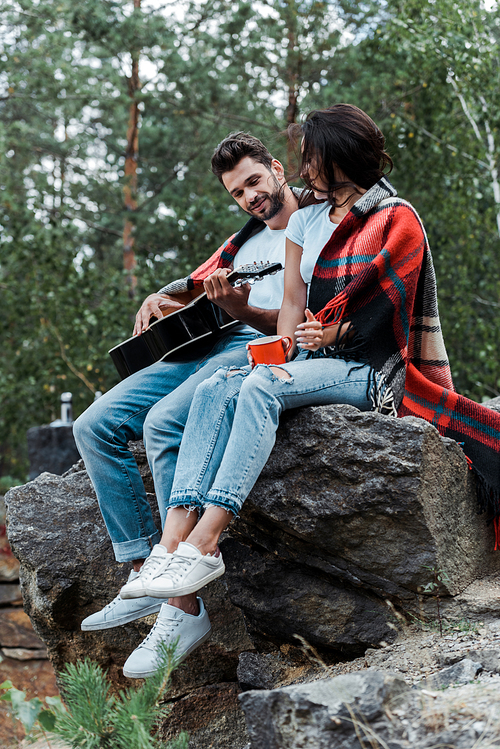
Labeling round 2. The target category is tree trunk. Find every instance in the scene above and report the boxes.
[123,0,141,297]
[286,25,299,176]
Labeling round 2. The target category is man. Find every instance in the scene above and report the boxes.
[73,132,299,677]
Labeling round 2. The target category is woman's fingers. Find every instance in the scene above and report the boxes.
[296,338,322,347]
[296,316,321,333]
[295,322,321,333]
[304,308,316,322]
[295,322,321,332]
[296,333,322,341]
[296,328,323,351]
[295,309,323,350]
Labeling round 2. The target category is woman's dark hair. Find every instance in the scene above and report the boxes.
[211,131,274,184]
[289,104,393,208]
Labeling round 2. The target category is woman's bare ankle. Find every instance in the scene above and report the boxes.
[161,536,190,554]
[132,558,146,573]
[168,594,199,616]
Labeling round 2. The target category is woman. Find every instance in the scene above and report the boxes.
[120,104,494,678]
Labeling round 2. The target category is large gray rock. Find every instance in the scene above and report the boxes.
[240,668,498,749]
[158,682,249,749]
[484,395,500,411]
[240,670,409,749]
[419,657,483,689]
[222,405,499,654]
[5,444,254,698]
[464,647,500,673]
[6,405,499,673]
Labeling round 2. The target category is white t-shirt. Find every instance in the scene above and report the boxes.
[284,202,338,284]
[233,225,285,312]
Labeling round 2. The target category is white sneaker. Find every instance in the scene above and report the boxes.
[120,544,172,599]
[145,541,225,598]
[122,598,212,678]
[81,570,163,630]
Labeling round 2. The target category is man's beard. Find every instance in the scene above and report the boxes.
[245,176,285,221]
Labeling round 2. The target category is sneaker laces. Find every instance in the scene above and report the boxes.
[102,594,122,611]
[160,553,196,582]
[137,552,170,582]
[142,615,180,648]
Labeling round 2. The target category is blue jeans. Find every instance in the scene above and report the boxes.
[167,355,373,516]
[73,330,258,562]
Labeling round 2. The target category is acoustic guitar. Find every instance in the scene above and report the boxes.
[109,261,283,380]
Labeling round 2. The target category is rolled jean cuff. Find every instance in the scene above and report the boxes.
[204,489,242,517]
[112,531,161,563]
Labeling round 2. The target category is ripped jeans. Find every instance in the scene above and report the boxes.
[73,329,259,561]
[167,353,373,516]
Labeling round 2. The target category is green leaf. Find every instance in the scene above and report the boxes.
[38,709,57,731]
[10,693,44,733]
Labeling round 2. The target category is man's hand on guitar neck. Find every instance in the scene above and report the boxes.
[203,268,251,318]
[204,268,279,336]
[133,293,185,336]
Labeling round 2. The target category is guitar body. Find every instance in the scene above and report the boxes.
[109,262,282,380]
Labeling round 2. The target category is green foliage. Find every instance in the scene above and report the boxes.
[420,565,451,636]
[0,475,24,493]
[51,647,180,748]
[0,679,63,741]
[421,565,451,596]
[165,734,189,749]
[0,644,186,747]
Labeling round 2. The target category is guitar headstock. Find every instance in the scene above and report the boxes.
[229,261,283,286]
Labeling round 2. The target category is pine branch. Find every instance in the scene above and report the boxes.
[48,648,182,748]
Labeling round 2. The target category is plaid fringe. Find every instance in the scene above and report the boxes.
[316,292,349,326]
[494,518,500,552]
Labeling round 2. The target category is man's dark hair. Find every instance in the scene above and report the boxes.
[211,132,274,184]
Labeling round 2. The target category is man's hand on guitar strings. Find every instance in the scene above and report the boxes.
[133,293,185,336]
[204,268,251,319]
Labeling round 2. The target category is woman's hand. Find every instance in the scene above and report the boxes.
[295,309,324,351]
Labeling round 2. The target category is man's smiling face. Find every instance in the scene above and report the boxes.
[222,156,285,222]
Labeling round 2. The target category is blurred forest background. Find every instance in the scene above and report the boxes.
[1,0,499,480]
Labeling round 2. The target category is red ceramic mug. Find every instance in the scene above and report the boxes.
[247,335,293,365]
